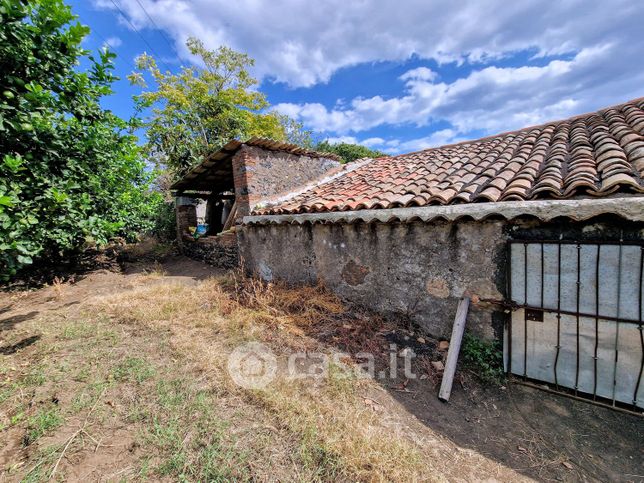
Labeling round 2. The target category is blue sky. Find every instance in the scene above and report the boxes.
[71,0,644,154]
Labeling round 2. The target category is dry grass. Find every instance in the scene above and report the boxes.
[50,277,65,300]
[93,275,431,481]
[1,265,529,482]
[0,293,307,481]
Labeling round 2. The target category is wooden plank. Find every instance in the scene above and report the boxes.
[439,297,470,402]
[222,201,238,232]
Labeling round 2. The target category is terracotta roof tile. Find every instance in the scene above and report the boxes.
[255,98,644,215]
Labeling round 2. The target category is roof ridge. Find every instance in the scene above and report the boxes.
[245,137,342,161]
[256,95,644,215]
[253,156,379,212]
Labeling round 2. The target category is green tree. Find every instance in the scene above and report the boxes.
[0,0,159,280]
[130,38,311,177]
[315,140,386,164]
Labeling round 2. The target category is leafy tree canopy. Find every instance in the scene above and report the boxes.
[314,140,386,164]
[129,38,311,177]
[0,0,160,280]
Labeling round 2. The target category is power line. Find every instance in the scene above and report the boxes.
[82,17,140,71]
[108,0,173,72]
[132,0,176,54]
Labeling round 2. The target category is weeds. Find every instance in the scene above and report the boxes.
[298,427,342,480]
[326,361,358,398]
[95,277,428,481]
[21,445,61,483]
[51,277,65,300]
[113,357,156,383]
[23,365,47,386]
[143,377,249,481]
[24,407,63,446]
[1,264,507,482]
[144,260,167,278]
[0,384,17,405]
[60,320,95,340]
[2,406,26,432]
[461,333,504,384]
[71,381,109,413]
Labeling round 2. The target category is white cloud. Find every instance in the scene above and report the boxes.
[399,67,437,82]
[337,130,463,155]
[94,0,644,152]
[395,130,464,152]
[275,43,644,140]
[324,135,358,145]
[103,36,123,49]
[361,137,386,148]
[93,0,644,88]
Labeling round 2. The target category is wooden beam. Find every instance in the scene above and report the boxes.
[222,201,237,232]
[439,297,470,402]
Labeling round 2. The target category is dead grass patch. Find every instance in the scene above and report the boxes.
[91,275,444,481]
[2,263,534,482]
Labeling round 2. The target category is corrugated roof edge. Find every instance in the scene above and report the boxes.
[243,196,644,226]
[170,137,341,191]
[170,137,342,191]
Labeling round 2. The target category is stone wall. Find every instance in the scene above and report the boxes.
[181,232,239,269]
[232,145,340,219]
[176,204,197,249]
[238,215,642,340]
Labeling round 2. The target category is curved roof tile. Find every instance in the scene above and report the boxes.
[254,98,644,215]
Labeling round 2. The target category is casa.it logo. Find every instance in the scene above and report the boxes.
[227,342,277,389]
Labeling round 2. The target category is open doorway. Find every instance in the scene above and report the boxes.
[204,193,236,235]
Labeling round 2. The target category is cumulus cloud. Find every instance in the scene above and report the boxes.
[394,130,464,152]
[335,130,464,155]
[361,137,386,148]
[103,36,123,49]
[275,43,644,139]
[93,0,644,88]
[399,67,437,82]
[94,0,644,152]
[324,135,359,145]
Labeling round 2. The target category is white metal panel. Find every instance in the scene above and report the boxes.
[505,242,643,408]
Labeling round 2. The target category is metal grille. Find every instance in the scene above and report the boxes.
[504,240,644,409]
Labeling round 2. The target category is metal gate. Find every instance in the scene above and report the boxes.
[504,240,644,409]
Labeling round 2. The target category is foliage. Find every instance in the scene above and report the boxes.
[24,407,63,446]
[129,38,310,177]
[150,200,176,241]
[314,140,386,164]
[278,113,313,148]
[0,0,158,280]
[460,333,505,384]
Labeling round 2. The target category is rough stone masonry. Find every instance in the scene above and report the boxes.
[239,214,643,340]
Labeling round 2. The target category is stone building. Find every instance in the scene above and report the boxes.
[173,99,644,407]
[172,138,342,268]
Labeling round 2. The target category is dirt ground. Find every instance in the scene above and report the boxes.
[381,362,643,482]
[0,252,642,482]
[311,312,644,482]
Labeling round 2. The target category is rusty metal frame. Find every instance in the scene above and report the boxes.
[505,239,644,412]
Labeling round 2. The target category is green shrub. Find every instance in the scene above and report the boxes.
[314,141,386,164]
[150,199,176,241]
[0,0,159,280]
[24,407,63,446]
[460,333,504,384]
